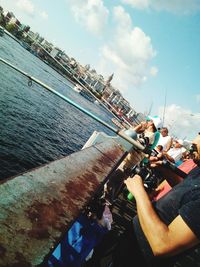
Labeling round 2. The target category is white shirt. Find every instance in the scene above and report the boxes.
[157,135,172,151]
[167,147,185,163]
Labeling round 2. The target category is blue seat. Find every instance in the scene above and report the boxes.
[48,214,108,267]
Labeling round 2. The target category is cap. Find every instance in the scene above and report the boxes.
[176,139,184,146]
[147,115,163,130]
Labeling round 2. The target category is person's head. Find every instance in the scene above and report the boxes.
[146,120,157,132]
[156,145,163,152]
[191,134,200,161]
[174,139,183,148]
[160,127,169,137]
[146,116,163,132]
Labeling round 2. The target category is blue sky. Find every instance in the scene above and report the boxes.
[0,0,200,140]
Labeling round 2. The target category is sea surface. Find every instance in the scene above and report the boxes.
[0,33,116,180]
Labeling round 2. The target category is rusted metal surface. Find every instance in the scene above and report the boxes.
[0,139,125,267]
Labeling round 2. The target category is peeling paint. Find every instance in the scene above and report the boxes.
[0,140,125,266]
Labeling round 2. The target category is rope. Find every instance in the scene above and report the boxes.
[0,57,145,152]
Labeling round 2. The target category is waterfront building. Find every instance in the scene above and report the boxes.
[40,39,54,52]
[28,31,40,41]
[50,47,67,62]
[3,10,14,23]
[8,17,20,26]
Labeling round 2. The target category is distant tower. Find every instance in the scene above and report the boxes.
[106,73,114,86]
[102,73,114,96]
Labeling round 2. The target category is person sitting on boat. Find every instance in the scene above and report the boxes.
[128,115,162,147]
[111,133,200,267]
[149,144,163,163]
[157,127,173,152]
[122,115,163,171]
[103,116,162,205]
[150,138,186,166]
[151,133,200,201]
[153,138,186,167]
[164,139,186,166]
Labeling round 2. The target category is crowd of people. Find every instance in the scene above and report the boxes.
[52,116,200,267]
[85,116,200,267]
[109,117,200,267]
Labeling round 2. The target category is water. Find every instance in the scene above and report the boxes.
[0,34,116,180]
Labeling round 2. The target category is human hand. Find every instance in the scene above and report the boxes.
[124,174,144,197]
[150,160,163,168]
[140,121,148,130]
[134,121,147,133]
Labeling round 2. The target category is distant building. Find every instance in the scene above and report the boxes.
[69,58,77,69]
[3,10,11,20]
[28,31,40,40]
[126,108,137,118]
[8,17,20,26]
[40,39,53,52]
[50,47,63,58]
[135,112,146,123]
[18,24,30,36]
[59,53,70,66]
[92,80,105,93]
[1,7,139,118]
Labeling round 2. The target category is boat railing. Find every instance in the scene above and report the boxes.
[0,26,5,36]
[0,136,128,266]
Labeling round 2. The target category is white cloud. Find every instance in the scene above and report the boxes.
[122,0,150,9]
[158,104,200,140]
[67,0,109,36]
[98,6,157,91]
[40,11,48,20]
[122,0,200,14]
[16,0,34,15]
[196,94,200,103]
[150,66,158,76]
[0,0,47,19]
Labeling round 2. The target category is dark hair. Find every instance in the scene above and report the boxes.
[157,145,163,151]
[152,124,157,132]
[89,198,106,220]
[161,127,168,133]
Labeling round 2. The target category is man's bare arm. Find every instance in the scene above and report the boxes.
[125,175,199,257]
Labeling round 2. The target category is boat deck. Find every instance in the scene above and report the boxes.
[83,185,200,267]
[82,187,137,267]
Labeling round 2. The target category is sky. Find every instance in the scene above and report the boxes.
[0,0,200,140]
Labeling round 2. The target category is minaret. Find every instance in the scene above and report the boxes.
[102,73,114,96]
[106,73,114,86]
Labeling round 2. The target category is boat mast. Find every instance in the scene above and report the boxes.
[162,89,167,126]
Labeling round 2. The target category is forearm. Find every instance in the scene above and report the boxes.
[125,175,175,255]
[127,174,197,258]
[165,140,172,152]
[133,124,142,133]
[163,153,175,163]
[133,187,170,256]
[133,121,147,133]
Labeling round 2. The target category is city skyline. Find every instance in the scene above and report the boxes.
[0,0,200,140]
